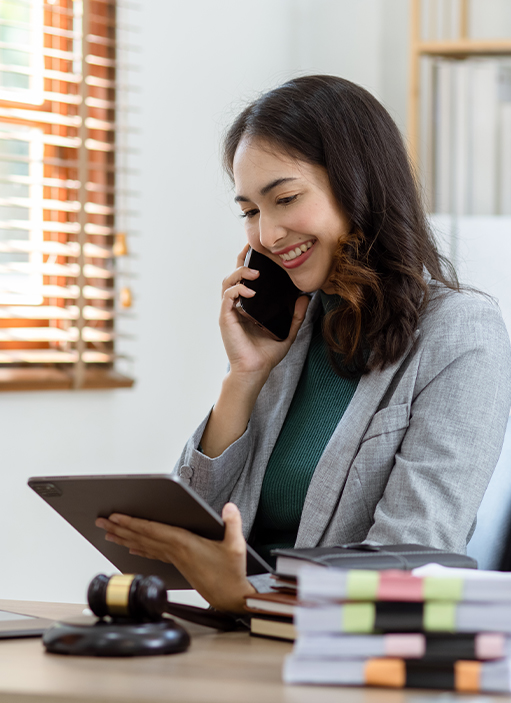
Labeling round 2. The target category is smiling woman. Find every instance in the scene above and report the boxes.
[232,144,351,294]
[98,75,511,614]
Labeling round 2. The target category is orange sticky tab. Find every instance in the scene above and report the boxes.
[365,658,406,688]
[455,661,480,692]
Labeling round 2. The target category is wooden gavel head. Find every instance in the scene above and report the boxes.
[87,574,168,622]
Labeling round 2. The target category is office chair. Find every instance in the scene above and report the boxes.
[467,417,511,570]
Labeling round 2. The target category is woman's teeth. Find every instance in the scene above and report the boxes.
[279,240,313,261]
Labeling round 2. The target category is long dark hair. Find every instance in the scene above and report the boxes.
[223,75,459,375]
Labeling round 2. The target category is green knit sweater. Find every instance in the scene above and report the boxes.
[250,293,361,567]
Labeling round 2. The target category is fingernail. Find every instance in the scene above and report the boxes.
[248,269,259,275]
[96,518,106,529]
[109,515,120,524]
[105,534,115,542]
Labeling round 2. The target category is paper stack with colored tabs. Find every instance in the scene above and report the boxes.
[283,564,511,692]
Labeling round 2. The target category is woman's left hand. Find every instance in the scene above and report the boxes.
[95,502,255,614]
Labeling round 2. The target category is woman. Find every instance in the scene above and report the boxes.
[97,76,511,613]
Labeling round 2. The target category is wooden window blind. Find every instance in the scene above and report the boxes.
[0,0,134,391]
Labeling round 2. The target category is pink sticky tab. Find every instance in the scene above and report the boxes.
[475,633,505,660]
[377,571,423,601]
[386,634,425,658]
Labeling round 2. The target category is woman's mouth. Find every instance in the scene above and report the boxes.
[275,240,315,269]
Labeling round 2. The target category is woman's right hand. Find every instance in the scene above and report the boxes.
[200,244,309,458]
[220,244,309,384]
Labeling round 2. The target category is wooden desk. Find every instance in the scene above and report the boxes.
[0,600,503,703]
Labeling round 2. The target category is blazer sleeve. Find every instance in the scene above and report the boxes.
[172,410,253,515]
[365,294,511,553]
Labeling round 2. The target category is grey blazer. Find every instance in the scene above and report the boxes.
[174,280,511,563]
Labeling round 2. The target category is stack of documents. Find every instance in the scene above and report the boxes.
[245,544,475,642]
[283,564,511,692]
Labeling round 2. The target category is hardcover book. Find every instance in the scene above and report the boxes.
[273,544,477,578]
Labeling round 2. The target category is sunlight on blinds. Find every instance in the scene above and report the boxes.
[0,0,137,390]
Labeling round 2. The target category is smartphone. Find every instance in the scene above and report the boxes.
[236,248,303,341]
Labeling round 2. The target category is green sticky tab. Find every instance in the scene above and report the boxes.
[423,577,464,601]
[342,603,376,632]
[346,570,380,601]
[424,602,456,631]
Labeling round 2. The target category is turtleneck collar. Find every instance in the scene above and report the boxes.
[319,290,343,315]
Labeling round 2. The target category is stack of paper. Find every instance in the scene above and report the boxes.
[245,544,477,641]
[283,564,511,692]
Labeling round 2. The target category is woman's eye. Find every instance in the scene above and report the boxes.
[277,194,298,206]
[240,209,259,219]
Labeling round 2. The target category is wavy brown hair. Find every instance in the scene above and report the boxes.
[223,75,459,376]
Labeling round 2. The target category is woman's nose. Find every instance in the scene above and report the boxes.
[258,214,285,250]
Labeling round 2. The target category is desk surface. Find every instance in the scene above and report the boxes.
[0,599,503,703]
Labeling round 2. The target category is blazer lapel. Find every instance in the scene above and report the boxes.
[295,341,418,548]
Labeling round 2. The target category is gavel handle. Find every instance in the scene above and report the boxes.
[164,601,242,631]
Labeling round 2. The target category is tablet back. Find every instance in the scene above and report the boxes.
[28,473,271,589]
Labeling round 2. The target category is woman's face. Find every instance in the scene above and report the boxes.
[232,137,351,294]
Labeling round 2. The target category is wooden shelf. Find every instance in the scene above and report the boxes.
[418,39,511,57]
[408,0,511,170]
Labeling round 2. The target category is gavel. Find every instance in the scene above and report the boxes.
[43,573,240,657]
[87,573,240,630]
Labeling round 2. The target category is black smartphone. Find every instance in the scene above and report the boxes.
[236,248,303,341]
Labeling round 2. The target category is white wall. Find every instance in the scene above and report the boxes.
[431,214,511,335]
[1,0,457,604]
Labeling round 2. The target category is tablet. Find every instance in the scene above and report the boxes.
[0,609,54,639]
[28,473,271,589]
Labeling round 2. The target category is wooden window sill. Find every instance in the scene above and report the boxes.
[0,368,134,391]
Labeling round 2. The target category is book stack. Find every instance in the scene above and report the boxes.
[245,544,477,644]
[281,564,511,692]
[246,589,297,642]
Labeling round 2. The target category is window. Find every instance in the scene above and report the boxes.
[0,0,134,390]
[0,123,44,305]
[0,0,44,104]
